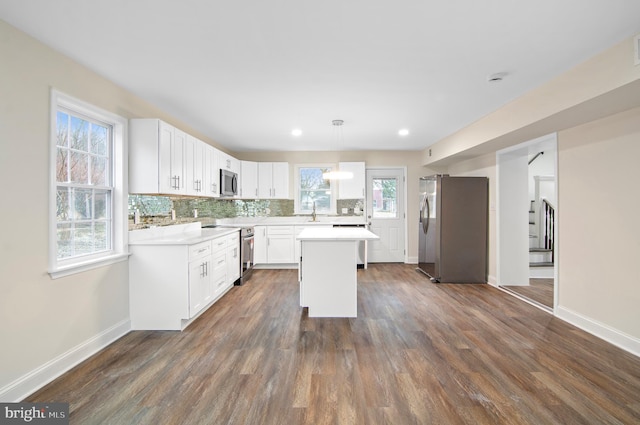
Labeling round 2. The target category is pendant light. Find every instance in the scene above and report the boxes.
[322,119,353,180]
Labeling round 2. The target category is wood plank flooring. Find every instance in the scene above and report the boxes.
[503,278,554,309]
[27,265,640,424]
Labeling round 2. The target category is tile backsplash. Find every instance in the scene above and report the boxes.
[128,195,363,229]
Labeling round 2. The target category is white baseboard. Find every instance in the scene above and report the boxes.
[406,256,418,264]
[556,306,640,358]
[0,319,131,402]
[487,274,497,286]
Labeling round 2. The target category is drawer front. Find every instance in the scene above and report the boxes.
[267,225,294,235]
[226,232,240,246]
[213,252,227,273]
[189,241,211,260]
[211,236,228,254]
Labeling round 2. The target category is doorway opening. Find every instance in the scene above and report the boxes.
[497,134,558,311]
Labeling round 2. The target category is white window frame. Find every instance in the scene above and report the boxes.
[294,163,337,215]
[49,90,129,279]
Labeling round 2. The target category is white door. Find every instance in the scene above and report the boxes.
[366,168,405,262]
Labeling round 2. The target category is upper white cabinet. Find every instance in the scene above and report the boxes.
[185,135,206,196]
[338,161,366,199]
[204,144,220,197]
[130,119,186,194]
[258,162,289,199]
[130,118,237,198]
[240,161,258,199]
[219,151,240,175]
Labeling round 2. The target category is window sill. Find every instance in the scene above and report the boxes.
[49,252,131,280]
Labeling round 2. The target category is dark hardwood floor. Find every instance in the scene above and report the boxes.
[503,278,554,309]
[27,265,640,424]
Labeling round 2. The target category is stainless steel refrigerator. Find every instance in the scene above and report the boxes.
[418,175,488,283]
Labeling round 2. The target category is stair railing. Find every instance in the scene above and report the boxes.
[541,199,555,263]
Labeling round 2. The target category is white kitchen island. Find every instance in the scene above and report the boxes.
[297,227,379,317]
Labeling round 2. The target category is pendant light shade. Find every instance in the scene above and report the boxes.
[322,119,353,180]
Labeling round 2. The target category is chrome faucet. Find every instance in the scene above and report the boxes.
[311,201,317,222]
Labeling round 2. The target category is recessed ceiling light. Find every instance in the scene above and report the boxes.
[291,128,302,137]
[398,129,409,136]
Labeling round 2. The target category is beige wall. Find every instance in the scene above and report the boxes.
[557,107,640,338]
[0,20,230,399]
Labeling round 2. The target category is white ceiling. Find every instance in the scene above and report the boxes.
[1,1,639,153]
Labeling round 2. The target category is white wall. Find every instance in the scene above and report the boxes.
[557,107,640,343]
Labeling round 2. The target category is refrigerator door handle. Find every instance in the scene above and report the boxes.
[421,195,429,234]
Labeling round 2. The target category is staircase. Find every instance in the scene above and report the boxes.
[529,199,554,277]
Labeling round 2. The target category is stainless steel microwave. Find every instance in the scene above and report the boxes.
[220,169,238,196]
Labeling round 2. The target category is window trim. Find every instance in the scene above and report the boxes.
[49,90,129,279]
[294,163,337,215]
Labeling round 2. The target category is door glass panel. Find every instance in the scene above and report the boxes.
[372,178,398,218]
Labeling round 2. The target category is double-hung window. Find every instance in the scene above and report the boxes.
[294,164,336,215]
[49,91,128,278]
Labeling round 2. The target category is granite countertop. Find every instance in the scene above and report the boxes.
[129,222,240,246]
[297,227,379,241]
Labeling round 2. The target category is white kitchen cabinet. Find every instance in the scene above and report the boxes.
[240,161,259,199]
[266,226,295,263]
[258,162,289,199]
[130,119,187,195]
[188,241,213,317]
[211,235,228,297]
[338,161,366,199]
[219,151,240,174]
[226,231,241,285]
[185,135,206,196]
[254,226,268,264]
[254,225,295,265]
[129,231,234,331]
[204,144,220,197]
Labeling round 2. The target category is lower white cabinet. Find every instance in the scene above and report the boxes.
[254,225,337,265]
[253,225,295,264]
[254,226,267,264]
[129,234,235,331]
[226,231,241,285]
[267,226,295,263]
